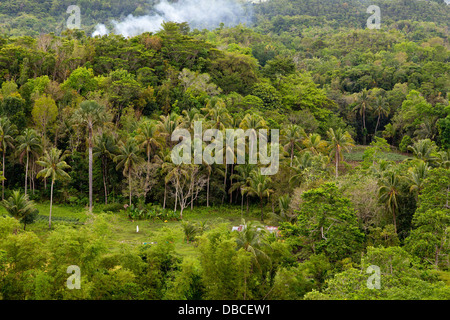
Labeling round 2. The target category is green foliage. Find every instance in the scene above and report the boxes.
[289,183,365,262]
[0,0,448,301]
[399,135,412,153]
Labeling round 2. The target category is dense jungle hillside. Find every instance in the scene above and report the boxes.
[0,0,449,301]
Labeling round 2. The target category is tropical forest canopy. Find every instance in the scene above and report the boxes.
[0,0,449,301]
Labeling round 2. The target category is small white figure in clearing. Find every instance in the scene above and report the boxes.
[136,225,139,233]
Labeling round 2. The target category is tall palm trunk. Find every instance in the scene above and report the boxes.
[260,197,264,221]
[174,187,178,212]
[2,151,5,200]
[102,157,108,205]
[206,173,210,207]
[146,147,151,194]
[374,114,381,136]
[229,164,234,204]
[335,147,339,178]
[392,206,397,234]
[88,124,93,214]
[222,164,227,205]
[362,107,367,145]
[163,183,167,209]
[25,151,29,196]
[290,144,294,167]
[49,179,54,229]
[246,195,249,214]
[129,169,132,207]
[241,190,244,217]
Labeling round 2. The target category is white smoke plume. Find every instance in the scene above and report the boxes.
[92,0,254,37]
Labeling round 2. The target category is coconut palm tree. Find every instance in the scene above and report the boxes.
[229,164,254,215]
[327,128,354,178]
[239,113,268,163]
[201,98,232,130]
[353,89,373,144]
[16,128,42,196]
[93,131,119,205]
[373,95,390,136]
[136,119,162,192]
[281,124,305,167]
[436,149,450,169]
[114,138,143,207]
[407,139,438,163]
[378,171,401,234]
[235,219,271,270]
[242,169,274,221]
[181,108,201,131]
[156,112,182,147]
[0,117,18,200]
[36,148,71,229]
[73,100,109,213]
[2,190,37,230]
[302,133,328,156]
[289,151,314,185]
[408,160,430,198]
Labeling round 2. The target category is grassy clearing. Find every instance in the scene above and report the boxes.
[9,202,264,257]
[344,145,412,162]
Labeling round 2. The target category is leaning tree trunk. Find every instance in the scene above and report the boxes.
[102,157,108,205]
[374,114,381,136]
[49,179,54,229]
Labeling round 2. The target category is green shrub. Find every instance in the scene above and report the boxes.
[102,203,124,213]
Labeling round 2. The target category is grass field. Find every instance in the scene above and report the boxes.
[3,202,264,258]
[344,145,412,162]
